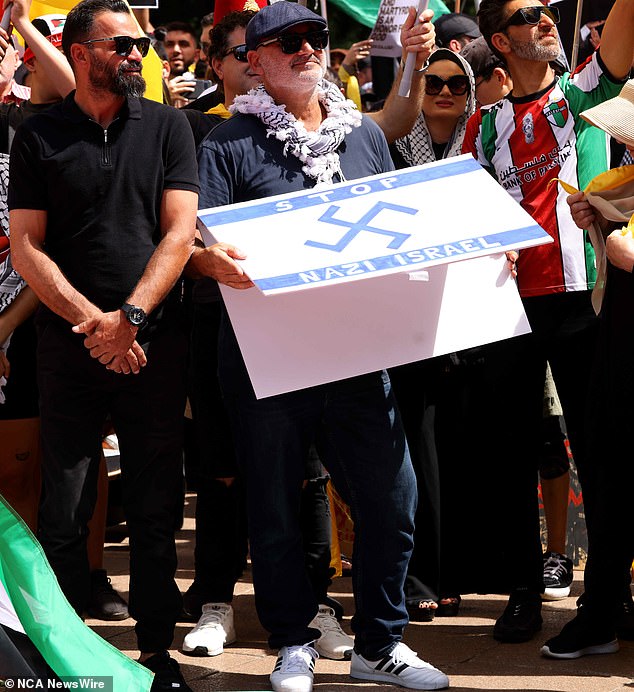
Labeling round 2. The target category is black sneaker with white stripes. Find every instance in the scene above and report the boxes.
[542,551,574,600]
[350,642,449,690]
[270,643,318,692]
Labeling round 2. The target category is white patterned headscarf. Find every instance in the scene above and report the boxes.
[231,79,362,185]
[395,49,476,166]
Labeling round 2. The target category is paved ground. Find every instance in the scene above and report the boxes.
[95,494,634,692]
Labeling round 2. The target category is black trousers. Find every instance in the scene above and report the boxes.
[583,270,634,624]
[482,290,599,593]
[36,318,187,652]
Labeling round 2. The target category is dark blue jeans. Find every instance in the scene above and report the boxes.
[219,320,416,657]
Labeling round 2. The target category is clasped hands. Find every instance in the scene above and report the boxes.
[73,310,147,375]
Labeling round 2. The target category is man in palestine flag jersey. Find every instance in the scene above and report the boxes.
[461,0,634,646]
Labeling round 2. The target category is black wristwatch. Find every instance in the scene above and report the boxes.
[121,303,147,327]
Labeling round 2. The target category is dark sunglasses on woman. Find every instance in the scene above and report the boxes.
[424,74,470,97]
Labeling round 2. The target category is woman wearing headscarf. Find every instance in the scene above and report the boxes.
[388,48,476,622]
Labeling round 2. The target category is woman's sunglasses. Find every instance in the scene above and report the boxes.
[80,35,151,57]
[501,5,560,30]
[424,74,470,97]
[223,44,248,62]
[257,29,329,54]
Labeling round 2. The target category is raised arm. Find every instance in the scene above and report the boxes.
[597,0,634,81]
[368,6,435,144]
[8,0,75,98]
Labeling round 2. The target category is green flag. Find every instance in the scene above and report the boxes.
[329,0,451,29]
[0,495,153,690]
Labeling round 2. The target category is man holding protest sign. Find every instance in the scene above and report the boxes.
[188,3,448,692]
[463,0,634,646]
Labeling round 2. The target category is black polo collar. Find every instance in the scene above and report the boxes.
[62,90,143,124]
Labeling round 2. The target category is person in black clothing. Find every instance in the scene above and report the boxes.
[8,0,198,689]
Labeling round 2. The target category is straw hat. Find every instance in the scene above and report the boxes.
[581,79,634,148]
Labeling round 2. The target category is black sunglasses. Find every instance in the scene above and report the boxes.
[80,35,151,57]
[258,29,329,54]
[501,5,560,30]
[425,73,470,96]
[223,43,248,62]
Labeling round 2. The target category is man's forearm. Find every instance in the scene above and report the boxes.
[125,231,194,313]
[12,244,100,325]
[126,188,197,313]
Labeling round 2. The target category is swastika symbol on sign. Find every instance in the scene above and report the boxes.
[305,202,416,252]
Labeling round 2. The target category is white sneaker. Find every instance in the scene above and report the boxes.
[310,605,354,660]
[350,642,449,690]
[270,644,318,692]
[182,603,236,656]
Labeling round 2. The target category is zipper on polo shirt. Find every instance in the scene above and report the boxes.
[102,128,111,166]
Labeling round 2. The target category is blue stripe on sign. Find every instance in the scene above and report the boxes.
[198,158,481,228]
[255,225,545,291]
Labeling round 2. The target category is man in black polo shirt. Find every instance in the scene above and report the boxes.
[8,0,198,689]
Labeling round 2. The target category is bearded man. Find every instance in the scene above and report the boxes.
[9,0,199,689]
[188,3,447,692]
[461,0,634,647]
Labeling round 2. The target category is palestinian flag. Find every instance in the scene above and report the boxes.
[0,495,152,690]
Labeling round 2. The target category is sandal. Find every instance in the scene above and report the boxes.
[436,595,461,617]
[408,599,438,622]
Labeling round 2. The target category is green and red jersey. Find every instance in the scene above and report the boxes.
[463,53,624,297]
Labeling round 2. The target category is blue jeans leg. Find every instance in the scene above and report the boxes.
[222,387,323,649]
[317,371,416,659]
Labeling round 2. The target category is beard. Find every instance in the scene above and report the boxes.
[508,34,561,63]
[89,56,146,97]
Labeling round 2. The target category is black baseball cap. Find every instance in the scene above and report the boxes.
[460,36,504,78]
[435,13,480,47]
[246,1,327,51]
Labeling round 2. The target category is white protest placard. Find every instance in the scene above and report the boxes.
[198,155,552,398]
[369,0,414,58]
[199,156,551,295]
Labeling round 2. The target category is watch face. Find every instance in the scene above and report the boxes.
[127,307,146,326]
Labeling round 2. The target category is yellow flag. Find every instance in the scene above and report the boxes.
[23,0,164,103]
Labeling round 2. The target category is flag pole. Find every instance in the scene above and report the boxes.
[570,0,585,72]
[398,0,428,98]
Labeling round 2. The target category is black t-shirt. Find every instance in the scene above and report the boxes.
[182,108,224,149]
[8,93,199,322]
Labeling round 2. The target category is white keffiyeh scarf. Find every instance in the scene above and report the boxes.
[231,80,362,185]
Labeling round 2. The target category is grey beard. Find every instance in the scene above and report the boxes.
[508,36,561,63]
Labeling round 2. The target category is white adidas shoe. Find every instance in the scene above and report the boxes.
[270,644,318,692]
[310,605,354,660]
[182,602,236,656]
[350,642,449,690]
